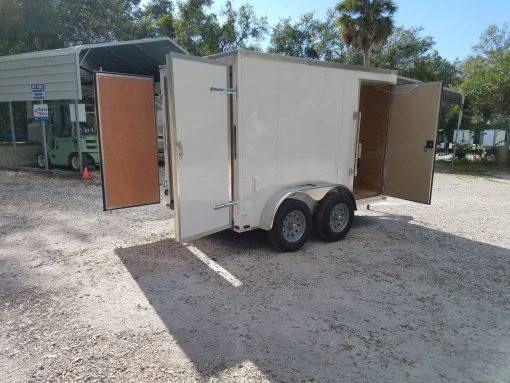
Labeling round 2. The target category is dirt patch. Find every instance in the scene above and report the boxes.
[1,169,510,382]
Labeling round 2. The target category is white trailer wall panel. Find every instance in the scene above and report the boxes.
[453,129,474,144]
[0,50,80,102]
[233,52,396,229]
[480,129,507,147]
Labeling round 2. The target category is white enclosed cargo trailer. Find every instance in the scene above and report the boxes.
[95,50,442,251]
[480,129,507,147]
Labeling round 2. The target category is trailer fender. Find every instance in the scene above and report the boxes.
[259,182,356,231]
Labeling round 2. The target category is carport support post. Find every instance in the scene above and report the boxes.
[451,94,465,164]
[8,102,18,168]
[74,100,83,173]
[40,100,49,170]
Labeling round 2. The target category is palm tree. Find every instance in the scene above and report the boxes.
[335,0,397,67]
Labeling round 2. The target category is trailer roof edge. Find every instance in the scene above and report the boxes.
[209,50,398,76]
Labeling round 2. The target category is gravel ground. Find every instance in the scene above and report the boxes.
[1,168,509,383]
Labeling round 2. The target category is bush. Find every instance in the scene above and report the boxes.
[455,143,483,159]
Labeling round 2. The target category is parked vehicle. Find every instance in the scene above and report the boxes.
[95,51,442,251]
[35,103,100,171]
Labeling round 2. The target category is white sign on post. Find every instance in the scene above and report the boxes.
[33,104,49,122]
[69,103,86,122]
[31,84,45,100]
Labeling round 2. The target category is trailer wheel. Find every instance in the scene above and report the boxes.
[268,199,312,252]
[315,193,354,242]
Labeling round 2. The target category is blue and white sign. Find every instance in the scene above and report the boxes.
[33,104,49,122]
[31,84,46,100]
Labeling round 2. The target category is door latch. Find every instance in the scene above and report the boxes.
[210,86,237,95]
[214,200,239,210]
[424,140,434,149]
[177,141,184,159]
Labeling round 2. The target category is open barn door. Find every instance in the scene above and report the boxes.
[95,72,159,210]
[383,82,443,205]
[166,53,232,242]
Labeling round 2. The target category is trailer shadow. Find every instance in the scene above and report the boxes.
[116,213,510,382]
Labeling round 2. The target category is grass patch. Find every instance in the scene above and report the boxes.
[435,159,510,176]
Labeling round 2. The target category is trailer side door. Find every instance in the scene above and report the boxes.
[383,82,442,204]
[95,73,160,210]
[166,54,232,242]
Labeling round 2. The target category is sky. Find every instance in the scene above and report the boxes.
[143,0,510,62]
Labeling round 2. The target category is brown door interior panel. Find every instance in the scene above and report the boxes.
[353,84,391,199]
[95,73,160,210]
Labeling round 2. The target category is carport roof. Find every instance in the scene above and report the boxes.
[77,37,188,82]
[0,37,187,102]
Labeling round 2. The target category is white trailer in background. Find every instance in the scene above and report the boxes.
[480,129,507,147]
[453,129,474,144]
[96,50,442,251]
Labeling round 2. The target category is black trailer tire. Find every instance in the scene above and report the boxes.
[268,199,312,252]
[315,193,354,242]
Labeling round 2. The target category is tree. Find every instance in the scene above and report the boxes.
[460,51,510,129]
[0,0,63,53]
[472,23,510,63]
[57,0,142,46]
[170,0,220,56]
[218,1,268,52]
[0,0,143,54]
[268,9,343,61]
[337,26,459,84]
[459,24,510,130]
[134,0,175,38]
[371,27,459,85]
[169,0,269,56]
[334,0,397,67]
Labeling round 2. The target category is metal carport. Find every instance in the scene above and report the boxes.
[0,37,187,171]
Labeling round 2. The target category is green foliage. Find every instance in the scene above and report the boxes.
[171,0,220,56]
[459,24,510,131]
[371,27,459,85]
[435,158,510,176]
[0,0,142,54]
[217,1,268,52]
[139,0,268,56]
[472,23,510,63]
[334,0,397,66]
[455,142,483,159]
[0,0,63,53]
[0,0,270,57]
[339,26,459,85]
[268,10,343,61]
[0,102,28,140]
[135,0,175,38]
[440,104,462,141]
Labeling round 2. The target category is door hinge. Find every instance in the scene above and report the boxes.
[210,86,237,95]
[214,200,239,210]
[349,167,354,176]
[232,125,237,159]
[353,111,361,120]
